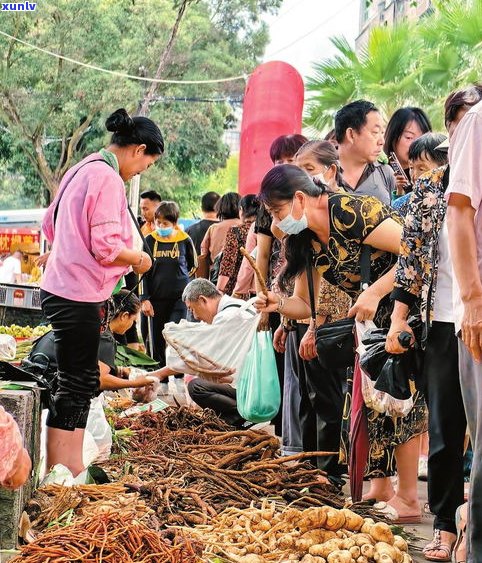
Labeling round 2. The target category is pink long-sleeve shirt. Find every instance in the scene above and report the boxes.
[41,153,132,302]
[0,405,22,483]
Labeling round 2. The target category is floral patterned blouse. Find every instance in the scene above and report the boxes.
[218,223,251,295]
[392,165,450,345]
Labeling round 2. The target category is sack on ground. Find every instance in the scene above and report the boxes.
[237,330,281,423]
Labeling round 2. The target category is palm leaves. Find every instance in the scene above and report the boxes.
[305,0,482,132]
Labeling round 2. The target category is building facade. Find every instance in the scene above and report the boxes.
[356,0,432,49]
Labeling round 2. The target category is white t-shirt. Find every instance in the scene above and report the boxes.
[0,256,21,284]
[445,100,482,333]
[433,220,454,323]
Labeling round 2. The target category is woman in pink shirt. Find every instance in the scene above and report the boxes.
[0,405,31,489]
[40,108,163,476]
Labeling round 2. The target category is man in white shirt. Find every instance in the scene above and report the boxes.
[0,250,23,284]
[154,279,256,427]
[446,97,482,563]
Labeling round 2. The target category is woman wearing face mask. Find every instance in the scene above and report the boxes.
[295,140,345,192]
[272,140,352,480]
[255,164,427,522]
[140,201,197,366]
[40,108,162,477]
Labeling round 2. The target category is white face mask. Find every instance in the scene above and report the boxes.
[313,172,326,184]
[277,198,308,235]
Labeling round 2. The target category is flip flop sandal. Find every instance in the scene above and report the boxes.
[422,529,454,562]
[373,501,422,524]
[454,504,467,563]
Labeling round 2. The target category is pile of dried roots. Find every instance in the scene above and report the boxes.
[100,407,345,526]
[11,510,202,562]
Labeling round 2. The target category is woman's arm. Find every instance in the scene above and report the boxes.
[347,217,402,321]
[110,248,152,274]
[255,268,318,321]
[255,233,273,294]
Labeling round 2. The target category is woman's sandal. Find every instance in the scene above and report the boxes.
[453,503,467,563]
[372,501,422,524]
[422,529,455,562]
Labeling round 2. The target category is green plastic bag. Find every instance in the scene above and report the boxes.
[236,330,281,423]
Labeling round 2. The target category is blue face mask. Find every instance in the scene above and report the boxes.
[157,227,173,237]
[277,199,308,235]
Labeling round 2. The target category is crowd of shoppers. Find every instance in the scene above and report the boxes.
[5,87,482,563]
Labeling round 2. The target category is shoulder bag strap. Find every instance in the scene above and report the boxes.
[360,244,371,291]
[53,159,105,226]
[126,203,154,261]
[306,249,317,325]
[305,243,372,322]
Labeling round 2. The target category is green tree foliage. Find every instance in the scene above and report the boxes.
[305,0,482,132]
[0,0,280,209]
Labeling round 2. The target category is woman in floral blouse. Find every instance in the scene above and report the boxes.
[386,86,482,561]
[216,195,259,295]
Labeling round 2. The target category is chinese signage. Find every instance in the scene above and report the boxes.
[0,228,40,252]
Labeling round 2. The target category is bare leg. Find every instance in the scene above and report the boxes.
[46,427,85,477]
[420,431,429,456]
[363,476,395,502]
[387,434,422,517]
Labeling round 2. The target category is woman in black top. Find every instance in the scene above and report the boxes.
[255,164,427,522]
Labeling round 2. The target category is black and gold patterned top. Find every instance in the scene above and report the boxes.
[313,193,402,301]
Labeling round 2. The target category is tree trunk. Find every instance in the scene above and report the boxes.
[137,0,193,117]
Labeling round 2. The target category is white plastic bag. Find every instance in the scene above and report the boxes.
[85,395,112,462]
[163,298,259,385]
[356,321,414,418]
[129,367,160,403]
[0,334,16,361]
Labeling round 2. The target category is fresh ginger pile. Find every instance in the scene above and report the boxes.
[190,501,411,563]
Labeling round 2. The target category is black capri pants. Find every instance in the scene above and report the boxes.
[40,290,103,431]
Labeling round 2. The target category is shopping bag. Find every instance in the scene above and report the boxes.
[237,330,281,423]
[356,322,414,417]
[163,298,259,382]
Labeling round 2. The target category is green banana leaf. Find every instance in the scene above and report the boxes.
[115,345,159,369]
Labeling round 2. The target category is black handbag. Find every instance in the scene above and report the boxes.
[306,245,371,370]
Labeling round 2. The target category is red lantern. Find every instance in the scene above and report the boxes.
[238,61,304,195]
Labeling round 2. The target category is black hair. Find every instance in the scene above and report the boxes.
[295,140,344,188]
[269,134,308,163]
[239,194,260,219]
[259,164,325,293]
[334,100,378,143]
[324,128,336,142]
[201,191,221,212]
[140,190,162,202]
[383,107,432,156]
[215,192,241,220]
[106,108,164,155]
[155,201,180,223]
[444,84,482,126]
[112,289,141,317]
[408,132,448,166]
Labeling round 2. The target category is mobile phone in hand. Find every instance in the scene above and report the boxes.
[388,152,411,188]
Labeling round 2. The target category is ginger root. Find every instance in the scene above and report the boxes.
[324,508,346,531]
[369,522,395,545]
[326,550,352,563]
[393,535,408,552]
[341,509,364,532]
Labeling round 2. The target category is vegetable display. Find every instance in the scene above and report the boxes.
[187,501,412,563]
